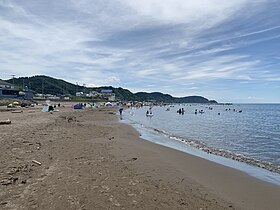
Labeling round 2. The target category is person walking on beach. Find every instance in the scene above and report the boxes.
[119,108,123,115]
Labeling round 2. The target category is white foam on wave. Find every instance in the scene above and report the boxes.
[152,127,280,174]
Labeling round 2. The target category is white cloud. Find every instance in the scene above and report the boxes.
[0,0,279,102]
[122,0,251,25]
[188,87,199,90]
[247,96,264,100]
[105,76,121,84]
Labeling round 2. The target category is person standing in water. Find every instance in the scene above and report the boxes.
[119,108,123,115]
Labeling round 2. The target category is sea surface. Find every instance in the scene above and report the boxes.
[121,104,280,185]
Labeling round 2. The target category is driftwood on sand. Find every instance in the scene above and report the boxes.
[32,160,42,166]
[11,110,23,113]
[0,119,11,125]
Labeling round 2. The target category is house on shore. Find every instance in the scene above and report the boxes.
[0,80,33,99]
[100,89,115,101]
[0,80,19,98]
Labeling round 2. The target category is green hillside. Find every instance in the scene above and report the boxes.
[89,86,139,101]
[135,92,174,102]
[174,96,217,103]
[135,92,217,103]
[4,75,217,103]
[6,75,83,96]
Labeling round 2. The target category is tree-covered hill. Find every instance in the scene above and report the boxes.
[4,75,217,103]
[135,92,217,103]
[174,96,217,103]
[135,92,174,102]
[6,75,83,96]
[89,86,139,101]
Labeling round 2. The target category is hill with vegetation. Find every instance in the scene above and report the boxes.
[175,96,217,103]
[135,92,174,102]
[6,75,87,96]
[4,75,217,103]
[135,92,217,103]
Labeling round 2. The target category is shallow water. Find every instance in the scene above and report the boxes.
[121,104,280,185]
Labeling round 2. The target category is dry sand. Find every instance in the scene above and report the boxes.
[0,104,280,210]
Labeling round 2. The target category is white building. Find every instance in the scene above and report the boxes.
[0,80,19,98]
[0,80,15,89]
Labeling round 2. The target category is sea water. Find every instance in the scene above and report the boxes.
[121,104,280,185]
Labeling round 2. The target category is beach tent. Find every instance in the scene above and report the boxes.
[74,103,83,109]
[42,104,53,112]
[105,102,113,106]
[42,105,49,112]
[7,103,15,108]
[85,103,93,108]
[42,100,57,112]
[42,105,58,112]
[20,102,29,107]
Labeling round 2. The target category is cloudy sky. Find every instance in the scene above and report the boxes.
[0,0,280,102]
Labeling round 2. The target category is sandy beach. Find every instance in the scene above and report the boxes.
[0,104,280,210]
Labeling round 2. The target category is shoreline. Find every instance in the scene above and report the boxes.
[122,119,280,186]
[127,121,280,182]
[154,128,280,175]
[122,105,280,179]
[1,105,280,209]
[115,111,280,210]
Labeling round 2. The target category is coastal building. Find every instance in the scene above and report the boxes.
[0,80,15,89]
[24,91,34,99]
[86,90,99,98]
[0,80,19,98]
[75,92,85,97]
[100,89,115,101]
[0,80,33,99]
[34,93,57,100]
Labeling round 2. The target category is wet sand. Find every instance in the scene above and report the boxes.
[0,105,280,209]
